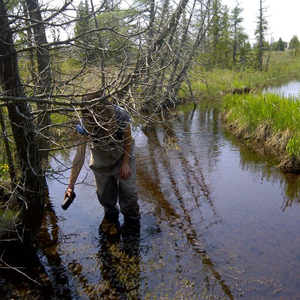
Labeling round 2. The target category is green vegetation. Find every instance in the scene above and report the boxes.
[188,51,300,100]
[0,203,20,242]
[0,163,9,178]
[221,92,300,172]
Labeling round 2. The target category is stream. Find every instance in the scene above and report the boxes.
[1,97,300,299]
[264,80,300,99]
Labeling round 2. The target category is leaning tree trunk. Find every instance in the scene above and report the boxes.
[0,0,46,240]
[118,0,190,106]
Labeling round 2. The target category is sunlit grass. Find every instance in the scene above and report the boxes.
[221,92,300,171]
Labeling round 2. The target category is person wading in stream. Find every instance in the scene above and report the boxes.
[63,91,140,232]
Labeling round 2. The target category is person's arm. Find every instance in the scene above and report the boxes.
[119,124,132,180]
[65,135,87,197]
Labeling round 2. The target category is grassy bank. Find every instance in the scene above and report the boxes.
[186,50,300,172]
[221,93,300,172]
[188,51,300,99]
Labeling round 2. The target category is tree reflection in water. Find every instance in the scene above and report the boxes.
[138,106,234,299]
[97,218,141,299]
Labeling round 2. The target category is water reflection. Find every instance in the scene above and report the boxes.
[96,218,141,299]
[0,193,75,299]
[281,173,300,210]
[138,105,235,299]
[2,101,300,298]
[224,130,300,210]
[263,80,300,99]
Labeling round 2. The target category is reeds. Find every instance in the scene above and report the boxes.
[222,93,300,172]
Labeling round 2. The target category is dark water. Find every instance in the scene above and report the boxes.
[2,101,300,299]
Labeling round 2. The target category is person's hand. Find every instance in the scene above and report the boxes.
[64,184,75,199]
[119,162,131,180]
[62,186,76,210]
[64,187,74,199]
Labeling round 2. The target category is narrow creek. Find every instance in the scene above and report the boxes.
[1,99,300,299]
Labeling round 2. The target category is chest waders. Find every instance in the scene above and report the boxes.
[89,137,140,223]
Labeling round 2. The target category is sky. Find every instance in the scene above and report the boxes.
[49,0,298,44]
[222,0,299,43]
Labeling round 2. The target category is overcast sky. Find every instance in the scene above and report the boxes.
[222,0,299,43]
[49,0,298,43]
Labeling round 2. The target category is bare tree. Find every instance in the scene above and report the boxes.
[0,0,213,242]
[0,0,46,239]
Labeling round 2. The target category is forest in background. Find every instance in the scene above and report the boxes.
[0,0,300,247]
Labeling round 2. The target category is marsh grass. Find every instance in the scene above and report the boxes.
[222,92,300,172]
[188,51,300,99]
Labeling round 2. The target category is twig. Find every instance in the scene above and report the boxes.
[0,252,42,286]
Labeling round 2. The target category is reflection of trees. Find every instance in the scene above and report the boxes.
[281,173,300,211]
[35,192,76,298]
[139,105,234,299]
[96,220,141,299]
[0,190,74,299]
[224,128,300,210]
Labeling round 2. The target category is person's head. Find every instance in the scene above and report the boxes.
[81,90,116,136]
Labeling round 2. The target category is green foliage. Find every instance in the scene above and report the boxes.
[286,135,300,158]
[50,113,69,125]
[254,0,269,70]
[289,35,300,56]
[289,35,300,50]
[60,57,82,71]
[230,3,249,65]
[0,163,9,176]
[73,0,136,65]
[200,1,250,70]
[206,1,232,68]
[273,38,286,51]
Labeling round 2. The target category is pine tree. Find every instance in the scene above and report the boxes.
[230,3,248,66]
[254,0,268,71]
[289,35,300,55]
[207,0,231,68]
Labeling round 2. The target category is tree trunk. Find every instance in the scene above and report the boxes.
[22,0,37,88]
[25,0,52,161]
[0,0,46,240]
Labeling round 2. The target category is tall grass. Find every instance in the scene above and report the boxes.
[222,93,300,172]
[189,51,300,99]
